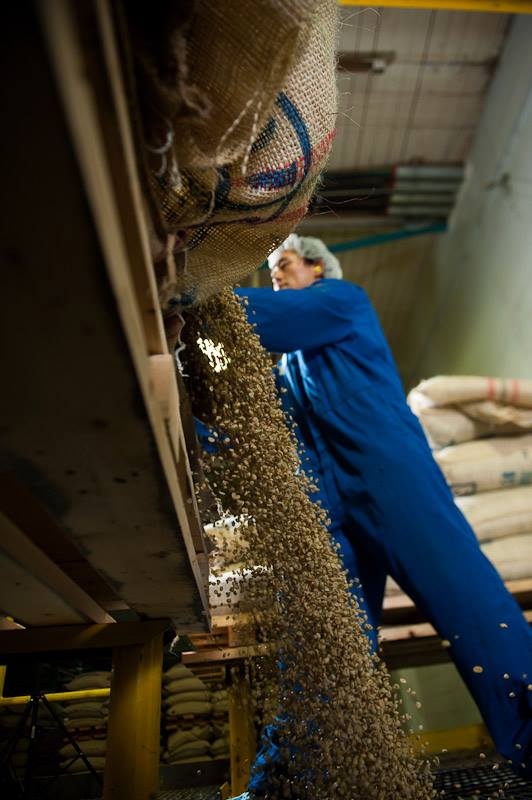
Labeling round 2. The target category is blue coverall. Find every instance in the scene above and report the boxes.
[232,278,532,783]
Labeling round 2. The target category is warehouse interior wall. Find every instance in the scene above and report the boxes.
[397,15,532,393]
[390,16,532,736]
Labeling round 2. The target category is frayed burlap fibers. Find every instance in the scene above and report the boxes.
[118,0,338,307]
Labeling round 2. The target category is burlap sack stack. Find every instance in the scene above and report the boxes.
[59,670,110,774]
[161,662,231,765]
[406,376,532,588]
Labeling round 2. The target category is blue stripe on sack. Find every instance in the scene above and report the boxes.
[251,117,278,154]
[247,93,312,193]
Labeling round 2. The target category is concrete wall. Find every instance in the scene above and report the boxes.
[398,16,532,391]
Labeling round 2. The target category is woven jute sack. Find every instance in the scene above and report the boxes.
[412,376,532,409]
[435,434,532,496]
[135,0,338,306]
[456,485,532,543]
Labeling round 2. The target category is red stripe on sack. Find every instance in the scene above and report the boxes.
[512,379,520,405]
[487,377,496,401]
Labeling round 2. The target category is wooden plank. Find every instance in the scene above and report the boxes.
[0,621,169,654]
[0,3,207,628]
[0,552,86,628]
[0,512,114,625]
[182,643,274,666]
[0,475,129,613]
[38,0,210,620]
[228,668,256,796]
[382,579,532,627]
[105,635,163,800]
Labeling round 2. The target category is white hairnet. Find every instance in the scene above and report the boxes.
[268,234,343,279]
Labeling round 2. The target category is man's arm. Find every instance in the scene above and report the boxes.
[234,282,357,353]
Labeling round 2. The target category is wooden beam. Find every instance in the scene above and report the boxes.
[37,0,209,622]
[1,2,208,627]
[0,512,115,625]
[229,667,256,796]
[0,474,128,613]
[104,634,163,800]
[0,621,170,654]
[339,0,532,13]
[182,643,274,666]
[0,551,87,627]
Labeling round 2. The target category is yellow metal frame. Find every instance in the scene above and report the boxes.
[0,687,109,706]
[339,0,532,13]
[410,723,493,754]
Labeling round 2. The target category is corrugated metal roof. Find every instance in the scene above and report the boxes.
[331,7,509,168]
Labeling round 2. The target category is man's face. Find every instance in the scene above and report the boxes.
[270,250,319,291]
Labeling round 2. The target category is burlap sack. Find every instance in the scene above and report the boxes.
[482,533,532,582]
[409,378,532,449]
[455,486,532,543]
[162,689,211,707]
[64,702,108,719]
[166,700,212,717]
[413,376,532,409]
[163,662,193,683]
[168,754,213,764]
[65,672,111,691]
[462,400,532,430]
[167,730,202,753]
[59,740,107,758]
[435,434,532,496]
[60,756,106,773]
[65,717,107,731]
[408,397,490,450]
[167,738,210,760]
[120,0,338,305]
[211,736,230,756]
[164,676,207,695]
[167,725,213,751]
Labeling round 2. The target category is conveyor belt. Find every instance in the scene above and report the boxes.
[435,762,532,798]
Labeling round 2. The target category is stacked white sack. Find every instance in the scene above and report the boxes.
[162,662,229,765]
[60,670,110,774]
[408,375,532,450]
[455,486,532,542]
[391,376,532,598]
[434,435,532,496]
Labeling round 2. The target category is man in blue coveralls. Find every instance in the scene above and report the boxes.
[228,233,532,799]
